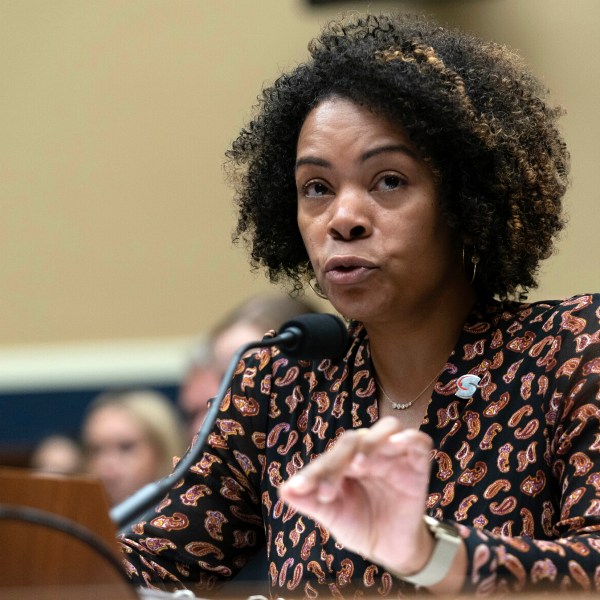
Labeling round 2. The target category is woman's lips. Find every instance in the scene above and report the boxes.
[325,266,375,284]
[324,257,377,285]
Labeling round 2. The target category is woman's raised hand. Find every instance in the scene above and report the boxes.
[278,416,435,577]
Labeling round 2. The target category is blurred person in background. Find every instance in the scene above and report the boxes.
[30,434,84,476]
[82,389,186,506]
[178,337,221,441]
[178,293,318,440]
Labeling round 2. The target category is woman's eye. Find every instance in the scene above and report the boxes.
[118,441,138,454]
[375,174,404,191]
[303,181,331,197]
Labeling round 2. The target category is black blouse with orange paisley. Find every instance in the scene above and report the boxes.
[120,294,600,597]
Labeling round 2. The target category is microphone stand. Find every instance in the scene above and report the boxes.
[110,329,300,531]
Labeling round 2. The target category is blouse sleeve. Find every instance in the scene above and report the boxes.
[460,299,600,594]
[118,348,271,594]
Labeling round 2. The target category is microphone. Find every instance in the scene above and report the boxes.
[110,313,348,530]
[268,313,349,359]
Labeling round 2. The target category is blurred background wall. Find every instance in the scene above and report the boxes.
[1,0,600,461]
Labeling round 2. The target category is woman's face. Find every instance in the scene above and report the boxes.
[83,405,161,506]
[296,97,466,325]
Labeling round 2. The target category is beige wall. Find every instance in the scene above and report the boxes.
[2,0,599,350]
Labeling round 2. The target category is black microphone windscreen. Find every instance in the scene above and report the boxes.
[278,313,349,360]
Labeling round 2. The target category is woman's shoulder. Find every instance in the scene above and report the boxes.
[514,293,599,319]
[479,293,600,335]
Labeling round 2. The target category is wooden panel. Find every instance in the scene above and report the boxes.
[0,467,134,598]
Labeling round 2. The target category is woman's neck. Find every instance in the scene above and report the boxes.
[365,287,477,403]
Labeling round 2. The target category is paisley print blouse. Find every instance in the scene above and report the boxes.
[120,294,600,597]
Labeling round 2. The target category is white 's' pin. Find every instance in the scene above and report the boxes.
[455,374,481,399]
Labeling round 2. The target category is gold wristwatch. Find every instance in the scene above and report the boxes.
[399,515,461,588]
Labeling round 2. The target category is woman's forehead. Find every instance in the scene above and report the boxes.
[297,97,419,162]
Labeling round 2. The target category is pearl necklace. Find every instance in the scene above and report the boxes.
[375,371,440,411]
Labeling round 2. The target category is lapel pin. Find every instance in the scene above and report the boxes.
[455,374,481,399]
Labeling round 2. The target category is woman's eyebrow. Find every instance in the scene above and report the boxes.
[295,144,417,171]
[295,156,330,170]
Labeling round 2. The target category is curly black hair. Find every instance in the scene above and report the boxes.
[225,13,569,300]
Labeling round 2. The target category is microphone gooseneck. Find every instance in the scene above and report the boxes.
[110,313,348,530]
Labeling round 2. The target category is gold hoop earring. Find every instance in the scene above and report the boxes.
[308,279,327,299]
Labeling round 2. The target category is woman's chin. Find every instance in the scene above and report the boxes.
[326,293,381,325]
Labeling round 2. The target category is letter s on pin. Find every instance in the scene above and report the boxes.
[455,374,481,399]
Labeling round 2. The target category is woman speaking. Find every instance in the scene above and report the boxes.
[119,13,600,597]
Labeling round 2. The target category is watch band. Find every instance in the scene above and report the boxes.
[398,516,461,588]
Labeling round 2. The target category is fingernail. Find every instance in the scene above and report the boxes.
[389,431,406,444]
[287,475,309,492]
[317,480,336,503]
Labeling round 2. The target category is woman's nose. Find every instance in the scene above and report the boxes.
[327,187,372,241]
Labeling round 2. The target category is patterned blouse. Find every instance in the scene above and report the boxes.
[120,294,600,597]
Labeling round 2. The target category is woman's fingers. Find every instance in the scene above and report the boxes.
[279,426,367,504]
[352,428,433,476]
[279,418,432,504]
[277,419,436,564]
[285,418,398,490]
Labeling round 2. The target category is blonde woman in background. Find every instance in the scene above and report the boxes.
[82,390,186,506]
